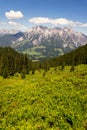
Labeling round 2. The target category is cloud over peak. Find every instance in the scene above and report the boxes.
[5,10,23,19]
[29,17,50,24]
[8,21,28,31]
[29,17,87,27]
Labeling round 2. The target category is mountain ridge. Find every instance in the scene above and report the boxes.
[0,26,87,60]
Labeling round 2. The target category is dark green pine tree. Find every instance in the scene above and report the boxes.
[23,54,30,74]
[70,65,75,72]
[2,67,9,78]
[21,66,26,79]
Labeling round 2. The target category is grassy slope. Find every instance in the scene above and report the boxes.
[0,65,87,130]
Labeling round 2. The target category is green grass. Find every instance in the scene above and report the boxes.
[0,65,87,130]
[23,49,41,56]
[23,46,45,56]
[24,49,42,55]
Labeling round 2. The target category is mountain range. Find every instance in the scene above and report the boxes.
[0,26,87,61]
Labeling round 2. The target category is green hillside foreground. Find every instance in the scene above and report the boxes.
[0,65,87,130]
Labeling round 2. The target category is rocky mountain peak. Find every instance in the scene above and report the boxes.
[0,26,87,60]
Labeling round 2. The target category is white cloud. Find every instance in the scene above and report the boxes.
[5,10,23,19]
[8,21,28,31]
[29,17,50,24]
[81,23,87,27]
[29,17,87,27]
[0,22,7,25]
[8,21,21,26]
[29,17,77,26]
[50,18,76,26]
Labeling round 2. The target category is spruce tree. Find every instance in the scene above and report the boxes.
[2,67,9,78]
[21,66,26,79]
[70,65,75,72]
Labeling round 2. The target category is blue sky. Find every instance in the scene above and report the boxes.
[0,0,87,34]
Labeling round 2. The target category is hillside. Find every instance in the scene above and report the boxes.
[0,26,87,61]
[46,43,87,68]
[0,47,32,78]
[0,65,87,129]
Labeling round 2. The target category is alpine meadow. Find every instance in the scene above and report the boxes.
[0,45,87,130]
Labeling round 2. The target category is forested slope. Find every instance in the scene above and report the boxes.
[0,47,32,78]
